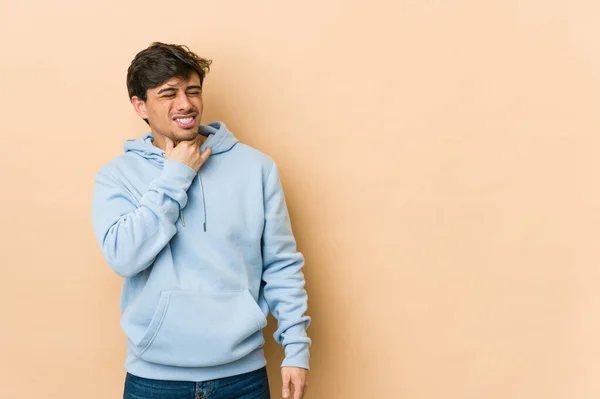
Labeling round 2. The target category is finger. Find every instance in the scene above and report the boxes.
[293,378,305,399]
[282,370,291,398]
[200,146,212,161]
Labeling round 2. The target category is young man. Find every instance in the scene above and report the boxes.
[92,42,311,399]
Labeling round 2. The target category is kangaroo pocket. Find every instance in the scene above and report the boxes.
[125,290,268,367]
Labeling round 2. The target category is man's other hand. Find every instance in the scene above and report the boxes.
[281,367,308,399]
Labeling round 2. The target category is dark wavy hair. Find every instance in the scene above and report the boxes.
[127,42,212,102]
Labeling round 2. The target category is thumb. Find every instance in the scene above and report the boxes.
[282,369,291,398]
[200,146,212,162]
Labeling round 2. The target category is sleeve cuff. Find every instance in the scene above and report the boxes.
[159,160,197,191]
[281,343,310,370]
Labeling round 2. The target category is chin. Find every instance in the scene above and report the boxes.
[174,130,199,141]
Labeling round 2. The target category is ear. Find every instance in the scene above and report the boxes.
[131,96,148,120]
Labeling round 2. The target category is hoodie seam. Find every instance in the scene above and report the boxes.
[265,161,276,186]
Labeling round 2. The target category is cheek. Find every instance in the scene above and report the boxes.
[156,104,174,123]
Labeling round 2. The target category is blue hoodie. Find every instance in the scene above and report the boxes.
[92,121,311,381]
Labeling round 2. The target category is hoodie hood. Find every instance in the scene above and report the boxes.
[124,121,238,165]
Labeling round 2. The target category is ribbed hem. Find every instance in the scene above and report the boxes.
[124,347,267,382]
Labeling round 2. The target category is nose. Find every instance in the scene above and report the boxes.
[175,92,193,111]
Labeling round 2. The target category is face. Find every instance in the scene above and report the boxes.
[131,72,204,144]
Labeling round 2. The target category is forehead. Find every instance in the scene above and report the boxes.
[156,72,201,89]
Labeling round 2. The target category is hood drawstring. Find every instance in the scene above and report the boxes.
[179,174,206,232]
[199,174,207,232]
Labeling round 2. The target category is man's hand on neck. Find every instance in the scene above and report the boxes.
[153,132,207,151]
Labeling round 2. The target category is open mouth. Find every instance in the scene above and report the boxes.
[173,115,196,129]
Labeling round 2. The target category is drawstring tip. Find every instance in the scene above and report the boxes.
[203,222,207,232]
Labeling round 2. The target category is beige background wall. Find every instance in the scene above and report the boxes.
[1,1,599,398]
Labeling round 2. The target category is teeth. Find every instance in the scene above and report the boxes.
[176,117,193,124]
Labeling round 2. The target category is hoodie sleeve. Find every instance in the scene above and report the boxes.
[261,162,312,369]
[92,160,197,278]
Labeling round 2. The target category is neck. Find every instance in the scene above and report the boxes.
[151,133,169,151]
[151,132,207,151]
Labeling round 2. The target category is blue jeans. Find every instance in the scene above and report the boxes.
[123,366,270,399]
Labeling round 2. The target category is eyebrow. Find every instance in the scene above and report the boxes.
[157,85,202,95]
